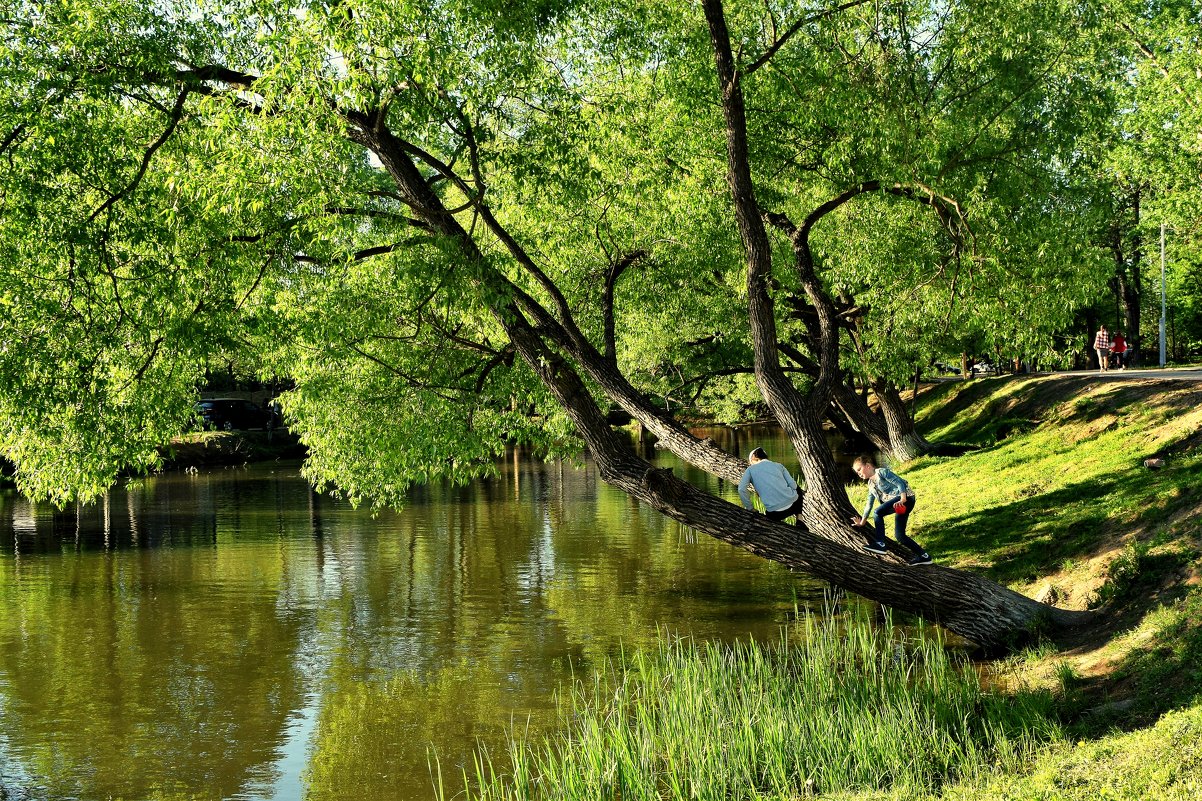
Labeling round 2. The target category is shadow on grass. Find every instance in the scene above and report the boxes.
[919,376,1202,448]
[925,466,1197,586]
[1067,587,1202,736]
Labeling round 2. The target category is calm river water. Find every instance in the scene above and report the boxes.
[0,428,856,800]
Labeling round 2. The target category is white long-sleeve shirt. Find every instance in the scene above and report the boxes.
[738,460,800,512]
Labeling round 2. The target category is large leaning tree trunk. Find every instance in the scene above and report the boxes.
[504,305,1087,654]
[339,69,1090,653]
[25,7,1094,654]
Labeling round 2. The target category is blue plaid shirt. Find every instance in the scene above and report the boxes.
[861,467,913,518]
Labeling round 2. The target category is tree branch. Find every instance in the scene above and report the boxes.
[796,180,970,250]
[1115,18,1198,110]
[87,88,189,224]
[472,345,515,394]
[345,343,463,401]
[1,122,27,155]
[404,133,591,348]
[603,250,648,364]
[744,0,873,76]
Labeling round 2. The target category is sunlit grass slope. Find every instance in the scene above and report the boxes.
[904,375,1202,596]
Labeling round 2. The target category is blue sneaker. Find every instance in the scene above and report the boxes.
[865,543,889,555]
[907,553,933,566]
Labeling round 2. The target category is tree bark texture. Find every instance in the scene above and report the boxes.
[875,382,932,463]
[694,0,1092,650]
[514,333,1089,653]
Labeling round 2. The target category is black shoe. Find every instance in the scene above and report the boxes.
[865,543,889,555]
[907,553,933,566]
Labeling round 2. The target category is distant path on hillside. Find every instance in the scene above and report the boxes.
[1047,366,1202,382]
[946,366,1202,383]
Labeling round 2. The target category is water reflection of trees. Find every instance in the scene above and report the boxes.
[301,450,822,798]
[0,530,309,798]
[1,455,827,800]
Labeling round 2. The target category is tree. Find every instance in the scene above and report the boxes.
[1085,0,1202,363]
[0,0,1100,651]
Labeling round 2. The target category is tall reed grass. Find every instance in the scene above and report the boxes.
[439,608,1063,800]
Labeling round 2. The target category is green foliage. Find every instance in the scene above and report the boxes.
[1,0,1193,504]
[1080,0,1202,360]
[735,0,1115,384]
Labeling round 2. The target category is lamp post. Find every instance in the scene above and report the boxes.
[1159,223,1167,368]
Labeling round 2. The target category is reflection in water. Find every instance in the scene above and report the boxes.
[0,430,848,800]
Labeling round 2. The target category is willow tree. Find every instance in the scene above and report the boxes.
[0,0,1102,650]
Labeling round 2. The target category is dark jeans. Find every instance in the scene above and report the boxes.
[866,495,927,556]
[765,494,805,523]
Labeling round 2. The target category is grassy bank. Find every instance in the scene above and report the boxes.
[450,374,1202,799]
[448,609,1062,800]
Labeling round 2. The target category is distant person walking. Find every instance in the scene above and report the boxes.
[1093,324,1111,372]
[738,447,805,523]
[1111,330,1127,370]
[849,455,932,565]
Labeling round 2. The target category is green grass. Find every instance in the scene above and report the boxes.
[443,609,1063,801]
[1088,589,1202,729]
[931,705,1202,801]
[901,376,1202,589]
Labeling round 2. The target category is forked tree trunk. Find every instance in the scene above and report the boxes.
[831,381,892,454]
[831,380,932,464]
[695,0,1092,651]
[348,27,1091,654]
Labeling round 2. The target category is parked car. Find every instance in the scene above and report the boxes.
[196,398,272,431]
[971,361,997,375]
[933,362,961,375]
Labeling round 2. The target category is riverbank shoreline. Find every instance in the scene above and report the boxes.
[157,430,309,471]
